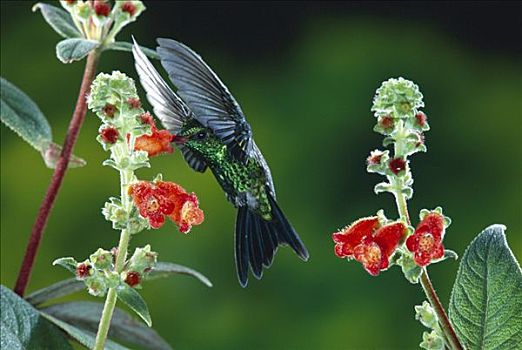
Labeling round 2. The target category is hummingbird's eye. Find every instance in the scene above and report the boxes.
[194,131,207,140]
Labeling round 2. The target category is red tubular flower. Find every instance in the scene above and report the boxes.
[134,117,174,157]
[406,213,445,266]
[333,218,406,276]
[128,180,204,232]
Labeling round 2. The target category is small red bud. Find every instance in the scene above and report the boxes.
[65,0,77,4]
[100,126,119,144]
[102,104,117,118]
[125,271,141,287]
[379,115,394,129]
[389,157,406,175]
[367,150,383,166]
[76,263,92,279]
[140,112,154,125]
[415,112,427,127]
[128,98,141,109]
[94,1,111,17]
[121,1,137,16]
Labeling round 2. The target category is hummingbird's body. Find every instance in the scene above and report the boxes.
[133,38,308,286]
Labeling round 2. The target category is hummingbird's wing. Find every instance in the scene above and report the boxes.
[132,39,208,173]
[156,38,253,163]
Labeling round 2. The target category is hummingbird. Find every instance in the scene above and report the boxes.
[132,38,309,287]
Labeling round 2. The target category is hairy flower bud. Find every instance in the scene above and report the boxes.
[124,271,141,287]
[90,248,113,269]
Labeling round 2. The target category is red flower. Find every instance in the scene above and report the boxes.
[128,180,204,232]
[415,112,427,127]
[94,1,111,17]
[134,117,174,157]
[99,126,119,144]
[121,1,137,16]
[102,104,117,118]
[333,217,406,276]
[125,271,141,287]
[406,213,445,266]
[389,157,406,175]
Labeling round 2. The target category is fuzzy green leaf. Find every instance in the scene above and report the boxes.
[0,285,72,350]
[32,3,81,38]
[104,41,159,59]
[147,262,213,287]
[1,77,52,151]
[449,225,522,349]
[26,278,84,307]
[42,301,172,350]
[116,285,152,327]
[42,313,129,350]
[53,257,78,274]
[56,38,99,63]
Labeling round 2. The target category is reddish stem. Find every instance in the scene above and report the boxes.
[14,51,100,297]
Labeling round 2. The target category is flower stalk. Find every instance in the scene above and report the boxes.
[14,50,100,297]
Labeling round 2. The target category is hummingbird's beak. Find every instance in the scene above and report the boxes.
[171,134,187,145]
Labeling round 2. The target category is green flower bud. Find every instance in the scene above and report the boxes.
[366,149,390,175]
[85,275,108,297]
[372,77,424,119]
[127,245,158,274]
[88,71,138,118]
[420,330,445,350]
[415,301,439,329]
[102,197,128,230]
[397,252,422,284]
[90,248,113,270]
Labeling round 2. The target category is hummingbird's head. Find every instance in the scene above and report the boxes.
[172,121,225,160]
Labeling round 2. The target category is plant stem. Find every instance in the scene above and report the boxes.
[391,187,462,350]
[420,269,463,350]
[14,50,100,297]
[94,140,135,349]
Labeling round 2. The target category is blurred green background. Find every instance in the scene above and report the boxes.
[1,1,521,349]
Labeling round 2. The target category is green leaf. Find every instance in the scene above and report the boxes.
[42,313,129,350]
[53,257,78,274]
[56,38,99,63]
[148,261,213,287]
[448,224,522,349]
[42,302,172,350]
[104,41,160,60]
[41,141,87,169]
[1,77,52,151]
[26,278,84,307]
[32,3,82,38]
[0,285,72,349]
[116,285,152,327]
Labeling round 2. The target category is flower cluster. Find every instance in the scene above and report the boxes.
[55,245,157,297]
[333,78,455,280]
[88,71,203,234]
[59,0,145,42]
[415,301,445,349]
[333,216,407,275]
[129,179,204,232]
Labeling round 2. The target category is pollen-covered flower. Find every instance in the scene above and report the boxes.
[406,212,446,266]
[128,180,204,232]
[333,217,406,276]
[134,118,174,157]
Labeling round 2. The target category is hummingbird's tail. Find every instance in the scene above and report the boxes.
[235,193,309,287]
